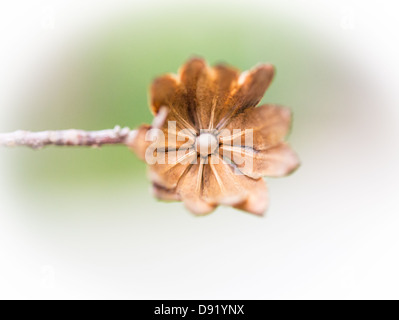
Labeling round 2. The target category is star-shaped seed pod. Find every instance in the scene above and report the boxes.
[130,57,300,216]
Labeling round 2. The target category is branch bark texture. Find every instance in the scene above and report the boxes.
[0,126,137,149]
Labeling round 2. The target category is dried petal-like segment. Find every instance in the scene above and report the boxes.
[150,74,179,114]
[150,74,196,131]
[234,177,269,216]
[146,105,195,151]
[220,143,300,179]
[196,64,239,129]
[127,125,151,161]
[202,156,247,206]
[220,104,291,150]
[177,161,216,215]
[179,57,208,128]
[217,64,275,129]
[152,183,180,202]
[180,58,207,88]
[157,127,195,151]
[148,148,197,189]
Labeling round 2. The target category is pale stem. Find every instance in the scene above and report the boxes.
[0,126,138,149]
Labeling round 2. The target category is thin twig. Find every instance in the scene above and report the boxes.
[0,106,169,150]
[0,126,137,149]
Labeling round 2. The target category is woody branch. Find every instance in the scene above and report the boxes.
[0,106,168,150]
[0,126,137,149]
